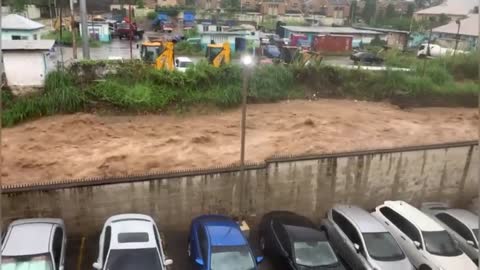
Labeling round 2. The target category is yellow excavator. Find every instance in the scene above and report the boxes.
[140,40,175,71]
[206,42,231,67]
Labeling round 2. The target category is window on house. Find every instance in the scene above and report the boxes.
[203,25,209,32]
[216,26,222,32]
[33,34,38,40]
[12,35,21,40]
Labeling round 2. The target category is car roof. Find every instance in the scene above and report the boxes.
[2,219,61,256]
[107,214,157,250]
[438,209,479,229]
[383,201,444,231]
[267,211,316,228]
[284,225,327,242]
[334,205,387,233]
[176,56,192,62]
[197,215,247,246]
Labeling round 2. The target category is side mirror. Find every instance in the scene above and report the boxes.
[467,240,475,247]
[353,243,360,253]
[164,259,173,265]
[256,256,264,264]
[195,258,204,266]
[413,241,421,249]
[92,262,102,270]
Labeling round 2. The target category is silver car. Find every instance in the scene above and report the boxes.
[421,202,479,264]
[321,205,414,270]
[1,218,67,270]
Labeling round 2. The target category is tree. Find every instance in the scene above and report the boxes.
[406,3,415,17]
[9,0,27,12]
[438,13,451,25]
[350,0,358,24]
[222,0,240,10]
[414,0,431,9]
[362,0,376,24]
[136,0,145,8]
[385,3,396,18]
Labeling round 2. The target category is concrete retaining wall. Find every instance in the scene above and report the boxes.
[3,142,477,235]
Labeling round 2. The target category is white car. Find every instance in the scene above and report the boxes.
[175,57,194,72]
[93,214,173,270]
[1,218,67,270]
[372,201,476,270]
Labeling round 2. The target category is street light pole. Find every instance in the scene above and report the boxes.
[453,19,461,56]
[79,0,90,59]
[70,0,77,59]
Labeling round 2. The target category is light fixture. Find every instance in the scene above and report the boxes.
[241,55,254,66]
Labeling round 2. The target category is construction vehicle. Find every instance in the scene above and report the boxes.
[206,42,231,67]
[139,40,175,71]
[278,46,322,66]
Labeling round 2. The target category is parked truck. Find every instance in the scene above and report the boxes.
[417,44,466,58]
[152,13,174,32]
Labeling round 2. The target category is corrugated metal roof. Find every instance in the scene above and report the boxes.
[433,14,478,37]
[355,26,410,34]
[282,25,381,35]
[328,0,350,5]
[415,0,478,16]
[2,40,55,51]
[2,14,45,30]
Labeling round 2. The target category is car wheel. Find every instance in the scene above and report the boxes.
[419,265,432,270]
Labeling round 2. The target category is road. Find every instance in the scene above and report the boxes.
[66,230,275,270]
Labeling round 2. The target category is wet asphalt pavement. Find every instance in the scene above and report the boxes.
[66,230,275,270]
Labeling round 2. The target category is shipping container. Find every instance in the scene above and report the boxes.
[313,35,353,53]
[290,33,307,46]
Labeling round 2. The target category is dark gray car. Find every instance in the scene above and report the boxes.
[321,205,414,270]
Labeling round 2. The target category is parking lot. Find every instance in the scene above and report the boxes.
[65,230,275,270]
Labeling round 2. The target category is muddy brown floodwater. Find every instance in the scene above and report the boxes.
[2,99,477,185]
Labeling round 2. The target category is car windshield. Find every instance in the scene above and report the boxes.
[362,233,405,261]
[179,61,193,68]
[423,231,463,257]
[1,254,54,270]
[293,240,338,267]
[210,245,255,270]
[105,248,162,270]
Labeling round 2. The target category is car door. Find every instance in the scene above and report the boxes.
[271,221,295,270]
[329,210,369,270]
[377,207,425,267]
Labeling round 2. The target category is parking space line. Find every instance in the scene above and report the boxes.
[77,236,86,270]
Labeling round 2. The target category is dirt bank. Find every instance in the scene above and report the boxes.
[2,99,477,185]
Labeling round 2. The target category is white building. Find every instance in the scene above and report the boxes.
[1,14,45,41]
[2,40,55,88]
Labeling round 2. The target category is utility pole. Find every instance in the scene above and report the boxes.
[129,4,133,60]
[70,0,77,59]
[79,0,90,59]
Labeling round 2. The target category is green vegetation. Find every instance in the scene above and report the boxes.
[174,41,203,55]
[2,54,478,127]
[41,30,103,47]
[147,11,158,20]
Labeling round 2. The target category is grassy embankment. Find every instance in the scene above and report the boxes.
[2,51,478,127]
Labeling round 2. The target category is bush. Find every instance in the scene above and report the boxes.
[147,11,157,20]
[2,71,84,127]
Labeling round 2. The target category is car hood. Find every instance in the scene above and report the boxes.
[430,253,477,270]
[296,263,345,270]
[370,257,414,270]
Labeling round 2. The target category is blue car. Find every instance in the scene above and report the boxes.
[188,215,263,270]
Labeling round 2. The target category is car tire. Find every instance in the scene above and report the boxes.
[419,265,432,270]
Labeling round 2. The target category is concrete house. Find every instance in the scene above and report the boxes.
[1,14,45,41]
[2,40,55,90]
[433,14,478,50]
[414,0,478,22]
